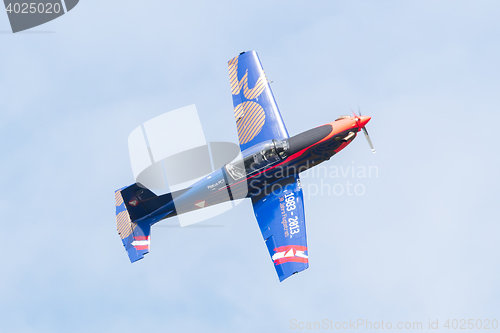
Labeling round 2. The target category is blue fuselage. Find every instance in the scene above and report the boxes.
[139,119,361,225]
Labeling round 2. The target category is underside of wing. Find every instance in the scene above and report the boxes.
[228,51,289,151]
[252,176,308,282]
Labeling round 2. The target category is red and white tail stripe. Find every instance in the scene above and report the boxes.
[272,245,308,265]
[131,236,150,250]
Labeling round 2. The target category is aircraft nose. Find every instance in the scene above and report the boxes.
[357,116,371,128]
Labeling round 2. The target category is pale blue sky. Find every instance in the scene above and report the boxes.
[1,1,500,332]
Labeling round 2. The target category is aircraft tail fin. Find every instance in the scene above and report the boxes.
[116,183,172,222]
[114,183,190,262]
[114,186,153,262]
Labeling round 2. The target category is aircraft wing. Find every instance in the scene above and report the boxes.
[228,51,289,151]
[252,176,308,282]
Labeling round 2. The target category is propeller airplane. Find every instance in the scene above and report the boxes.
[115,51,374,281]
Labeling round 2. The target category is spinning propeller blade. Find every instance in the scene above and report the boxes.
[362,127,375,153]
[355,106,375,153]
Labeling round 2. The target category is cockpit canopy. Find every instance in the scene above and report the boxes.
[335,115,351,121]
[225,139,289,181]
